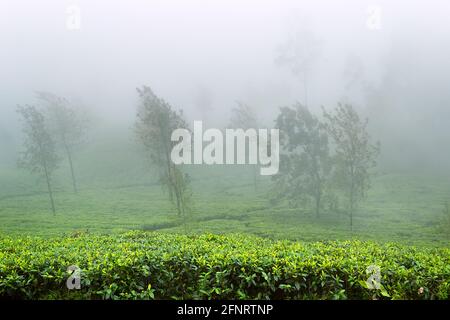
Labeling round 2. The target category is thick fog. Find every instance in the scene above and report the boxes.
[1,0,450,172]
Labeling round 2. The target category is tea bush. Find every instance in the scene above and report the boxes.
[0,232,449,299]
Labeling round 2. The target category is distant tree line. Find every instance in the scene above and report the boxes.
[16,87,380,234]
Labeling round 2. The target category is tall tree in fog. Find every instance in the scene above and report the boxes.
[323,103,380,231]
[135,86,192,219]
[275,27,320,107]
[273,103,332,217]
[229,101,259,190]
[37,92,87,193]
[17,105,60,214]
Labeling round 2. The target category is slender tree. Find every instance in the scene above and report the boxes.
[36,92,86,193]
[273,103,332,217]
[275,27,320,107]
[135,86,192,219]
[17,105,60,214]
[323,103,380,231]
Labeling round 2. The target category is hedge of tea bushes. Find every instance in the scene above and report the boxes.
[0,232,449,300]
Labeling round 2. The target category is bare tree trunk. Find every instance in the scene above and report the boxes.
[349,166,355,233]
[62,135,78,193]
[174,177,182,216]
[43,163,56,215]
[160,120,189,230]
[163,138,183,218]
[172,166,188,233]
[66,145,78,193]
[37,138,56,215]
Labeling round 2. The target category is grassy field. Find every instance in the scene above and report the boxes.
[1,129,449,247]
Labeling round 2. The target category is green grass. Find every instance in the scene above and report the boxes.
[1,129,449,246]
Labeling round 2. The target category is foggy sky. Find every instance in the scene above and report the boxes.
[1,0,450,171]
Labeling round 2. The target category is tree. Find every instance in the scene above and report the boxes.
[17,105,60,214]
[273,103,332,217]
[323,103,380,231]
[275,26,320,107]
[135,86,192,220]
[229,101,259,190]
[36,92,86,193]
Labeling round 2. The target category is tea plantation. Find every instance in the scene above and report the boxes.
[1,232,449,300]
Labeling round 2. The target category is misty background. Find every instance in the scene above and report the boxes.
[1,0,450,174]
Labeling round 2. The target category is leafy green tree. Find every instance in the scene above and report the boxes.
[17,105,60,214]
[36,92,87,193]
[273,103,332,217]
[135,86,192,219]
[323,103,380,231]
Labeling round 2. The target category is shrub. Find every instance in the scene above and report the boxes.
[0,232,449,300]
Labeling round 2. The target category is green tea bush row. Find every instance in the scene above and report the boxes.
[0,232,449,299]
